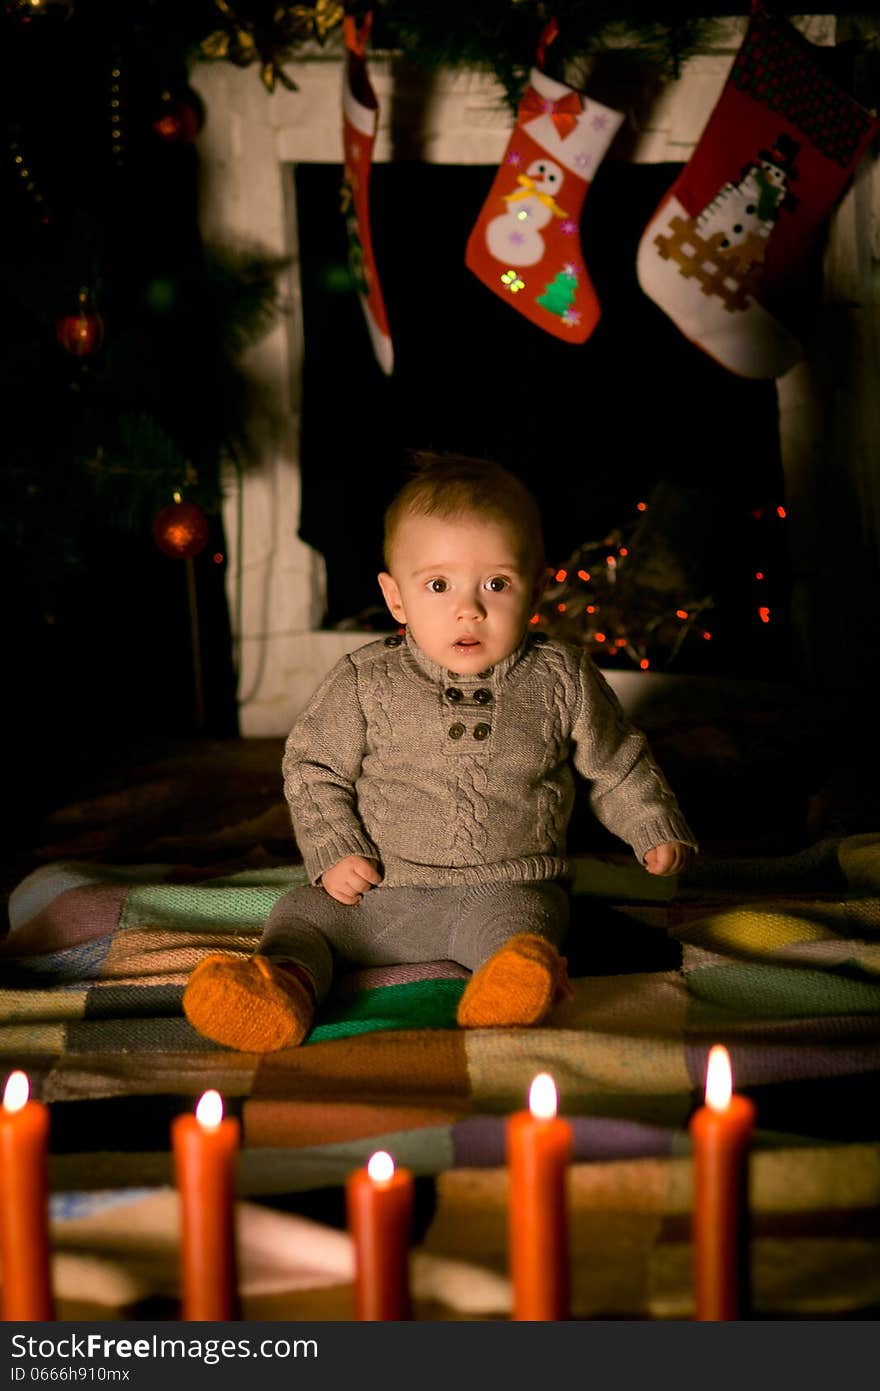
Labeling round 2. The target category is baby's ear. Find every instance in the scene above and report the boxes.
[378,571,406,624]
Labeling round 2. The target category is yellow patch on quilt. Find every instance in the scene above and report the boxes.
[0,1021,67,1053]
[100,927,259,982]
[686,906,835,955]
[0,989,88,1023]
[465,999,692,1127]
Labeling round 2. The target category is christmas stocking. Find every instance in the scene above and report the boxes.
[637,4,880,379]
[465,25,624,343]
[341,12,393,374]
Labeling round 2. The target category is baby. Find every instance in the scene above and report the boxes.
[184,454,696,1051]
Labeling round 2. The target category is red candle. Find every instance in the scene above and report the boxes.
[0,1071,55,1321]
[172,1090,240,1320]
[507,1072,572,1320]
[689,1044,756,1320]
[346,1150,414,1319]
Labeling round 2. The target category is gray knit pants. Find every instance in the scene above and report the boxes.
[258,880,569,1004]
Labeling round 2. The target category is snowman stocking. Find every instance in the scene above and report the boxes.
[637,4,879,379]
[341,12,393,374]
[466,27,623,343]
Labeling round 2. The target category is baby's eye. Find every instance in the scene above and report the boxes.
[427,578,448,593]
[486,576,510,592]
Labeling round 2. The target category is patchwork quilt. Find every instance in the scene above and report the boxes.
[2,836,879,1320]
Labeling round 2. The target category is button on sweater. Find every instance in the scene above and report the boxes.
[283,631,697,889]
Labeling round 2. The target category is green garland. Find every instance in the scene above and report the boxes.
[370,3,723,104]
[191,5,880,110]
[190,1,728,103]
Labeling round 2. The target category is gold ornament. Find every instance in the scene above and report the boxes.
[312,0,344,41]
[199,0,344,93]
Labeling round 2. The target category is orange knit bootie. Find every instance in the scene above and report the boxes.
[456,933,572,1029]
[182,953,315,1052]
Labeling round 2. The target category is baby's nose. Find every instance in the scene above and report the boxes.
[457,590,486,619]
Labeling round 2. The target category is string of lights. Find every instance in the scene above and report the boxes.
[533,493,788,671]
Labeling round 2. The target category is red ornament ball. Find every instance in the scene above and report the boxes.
[153,500,210,559]
[152,90,204,144]
[55,300,104,356]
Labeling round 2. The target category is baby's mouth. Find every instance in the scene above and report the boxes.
[453,637,481,649]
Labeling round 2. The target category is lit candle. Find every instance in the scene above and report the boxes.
[507,1072,572,1320]
[0,1071,55,1320]
[172,1090,240,1320]
[345,1150,414,1319]
[689,1044,756,1320]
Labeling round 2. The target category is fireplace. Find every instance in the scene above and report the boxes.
[191,15,874,736]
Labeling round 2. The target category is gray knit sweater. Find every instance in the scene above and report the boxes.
[282,630,697,889]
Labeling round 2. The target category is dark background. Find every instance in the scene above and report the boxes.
[1,7,240,835]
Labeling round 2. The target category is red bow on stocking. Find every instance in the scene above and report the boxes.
[520,86,583,138]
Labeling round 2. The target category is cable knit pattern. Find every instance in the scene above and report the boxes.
[363,652,396,834]
[536,651,574,855]
[453,759,490,860]
[283,631,697,888]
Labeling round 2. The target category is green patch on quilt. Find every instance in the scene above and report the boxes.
[685,959,880,1018]
[120,880,295,932]
[310,978,465,1041]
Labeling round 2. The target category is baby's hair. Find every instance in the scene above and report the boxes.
[383,452,545,574]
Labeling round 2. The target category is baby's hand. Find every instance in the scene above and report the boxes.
[643,841,692,877]
[321,856,383,904]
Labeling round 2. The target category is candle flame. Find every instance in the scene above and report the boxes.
[528,1072,558,1120]
[3,1070,29,1113]
[195,1089,224,1130]
[705,1045,733,1111]
[367,1150,395,1182]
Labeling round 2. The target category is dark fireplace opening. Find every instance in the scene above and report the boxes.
[295,158,792,680]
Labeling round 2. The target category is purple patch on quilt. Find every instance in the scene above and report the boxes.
[686,1037,880,1091]
[335,960,470,994]
[1,885,127,957]
[451,1114,676,1166]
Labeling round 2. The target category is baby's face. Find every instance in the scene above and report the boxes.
[378,512,540,675]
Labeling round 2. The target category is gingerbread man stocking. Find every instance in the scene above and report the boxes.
[341,12,393,374]
[466,25,624,344]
